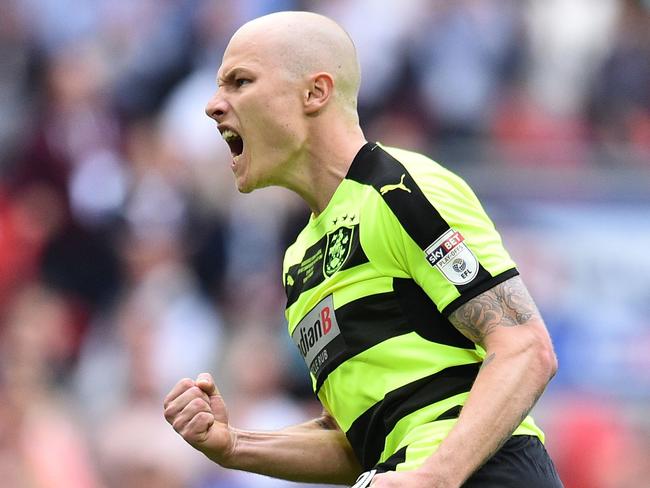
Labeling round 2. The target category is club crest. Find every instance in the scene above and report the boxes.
[323,226,354,278]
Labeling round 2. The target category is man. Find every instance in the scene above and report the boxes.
[163,11,562,488]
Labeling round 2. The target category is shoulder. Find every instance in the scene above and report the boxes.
[348,144,484,248]
[346,143,446,190]
[348,143,481,216]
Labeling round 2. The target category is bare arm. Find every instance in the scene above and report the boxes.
[372,275,558,487]
[225,410,361,484]
[163,374,362,485]
[435,276,557,485]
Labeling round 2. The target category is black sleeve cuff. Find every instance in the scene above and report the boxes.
[442,268,520,317]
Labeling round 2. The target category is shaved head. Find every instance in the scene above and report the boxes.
[207,11,367,201]
[227,11,361,111]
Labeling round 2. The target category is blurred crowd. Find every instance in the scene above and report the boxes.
[0,1,649,487]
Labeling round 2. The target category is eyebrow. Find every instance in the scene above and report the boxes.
[217,67,251,86]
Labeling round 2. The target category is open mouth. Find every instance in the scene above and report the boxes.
[221,129,244,158]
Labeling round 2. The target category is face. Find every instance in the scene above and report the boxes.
[205,32,306,193]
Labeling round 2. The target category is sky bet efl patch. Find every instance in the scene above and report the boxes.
[425,229,479,285]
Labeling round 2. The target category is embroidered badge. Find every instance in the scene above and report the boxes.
[323,226,354,278]
[425,229,479,285]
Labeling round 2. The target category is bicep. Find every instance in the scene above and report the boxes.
[448,276,543,348]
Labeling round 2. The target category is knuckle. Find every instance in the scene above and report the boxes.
[172,418,185,433]
[188,411,211,429]
[164,405,180,423]
[189,397,208,411]
[179,378,194,389]
[197,411,214,424]
[163,408,173,423]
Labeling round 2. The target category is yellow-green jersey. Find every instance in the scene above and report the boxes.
[283,143,544,472]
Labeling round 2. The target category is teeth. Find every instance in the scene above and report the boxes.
[222,129,240,142]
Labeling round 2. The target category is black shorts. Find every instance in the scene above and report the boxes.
[358,435,563,488]
[463,435,563,487]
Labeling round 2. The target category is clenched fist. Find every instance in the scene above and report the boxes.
[163,373,236,465]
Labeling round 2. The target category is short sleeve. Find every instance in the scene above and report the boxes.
[352,145,518,315]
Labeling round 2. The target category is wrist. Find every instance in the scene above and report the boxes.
[201,428,240,469]
[417,454,463,488]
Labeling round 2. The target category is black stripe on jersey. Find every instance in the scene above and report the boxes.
[314,292,411,393]
[285,223,369,308]
[346,362,480,470]
[375,446,408,473]
[313,285,483,393]
[436,404,462,421]
[393,278,475,349]
[346,144,494,299]
[347,144,448,249]
[443,267,520,316]
[372,408,460,473]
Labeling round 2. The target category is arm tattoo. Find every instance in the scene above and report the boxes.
[449,277,550,464]
[448,276,539,347]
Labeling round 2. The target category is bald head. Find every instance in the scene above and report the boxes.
[227,11,361,111]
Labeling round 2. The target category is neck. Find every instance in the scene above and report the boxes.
[281,123,366,216]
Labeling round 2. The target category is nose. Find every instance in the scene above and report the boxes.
[205,90,227,121]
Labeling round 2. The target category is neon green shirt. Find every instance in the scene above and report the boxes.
[283,143,543,471]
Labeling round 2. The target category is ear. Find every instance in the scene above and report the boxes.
[303,72,334,115]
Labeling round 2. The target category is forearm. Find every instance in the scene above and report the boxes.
[211,418,362,485]
[165,377,362,485]
[422,324,557,486]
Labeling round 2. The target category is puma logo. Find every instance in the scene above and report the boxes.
[380,174,411,195]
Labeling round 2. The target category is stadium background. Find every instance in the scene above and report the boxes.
[1,0,649,487]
